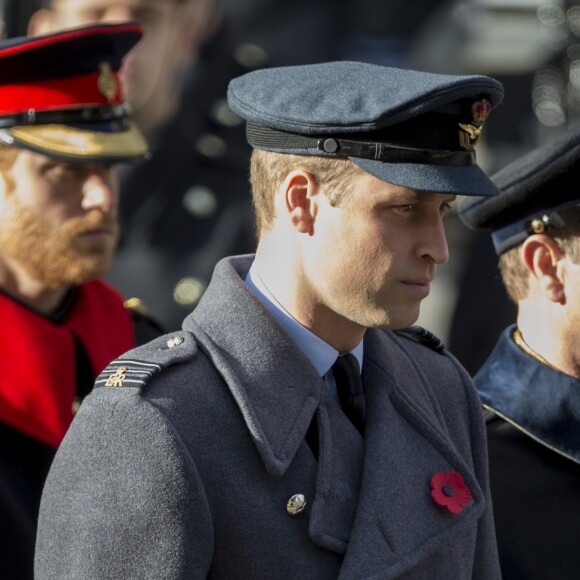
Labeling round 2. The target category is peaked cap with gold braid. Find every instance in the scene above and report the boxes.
[0,22,148,163]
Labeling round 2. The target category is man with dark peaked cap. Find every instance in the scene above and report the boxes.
[37,61,503,579]
[458,125,580,580]
[0,22,164,580]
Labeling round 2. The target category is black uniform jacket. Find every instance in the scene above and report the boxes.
[475,324,580,580]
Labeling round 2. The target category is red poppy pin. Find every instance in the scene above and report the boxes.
[430,471,472,514]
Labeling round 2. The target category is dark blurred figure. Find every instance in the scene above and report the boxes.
[220,0,447,68]
[447,231,517,375]
[0,0,33,37]
[339,0,449,66]
[0,23,163,580]
[221,0,348,65]
[29,0,265,330]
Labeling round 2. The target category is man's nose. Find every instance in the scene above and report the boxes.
[81,171,117,214]
[421,220,450,265]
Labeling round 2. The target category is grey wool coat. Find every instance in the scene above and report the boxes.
[35,255,501,580]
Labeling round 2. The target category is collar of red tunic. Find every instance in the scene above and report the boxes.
[0,280,135,447]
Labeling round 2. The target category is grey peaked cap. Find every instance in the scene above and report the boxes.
[227,60,504,196]
[459,125,580,254]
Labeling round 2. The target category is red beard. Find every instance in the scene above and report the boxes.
[0,199,120,289]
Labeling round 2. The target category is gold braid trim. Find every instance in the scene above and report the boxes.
[512,328,561,372]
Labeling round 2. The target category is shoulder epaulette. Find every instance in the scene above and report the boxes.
[123,296,151,317]
[95,331,197,389]
[394,325,446,354]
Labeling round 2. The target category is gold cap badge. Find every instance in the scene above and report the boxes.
[97,62,117,102]
[458,98,492,151]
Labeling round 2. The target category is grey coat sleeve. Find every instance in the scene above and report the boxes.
[34,387,214,580]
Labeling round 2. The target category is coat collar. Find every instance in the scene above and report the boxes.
[476,324,580,464]
[185,256,487,577]
[184,255,322,478]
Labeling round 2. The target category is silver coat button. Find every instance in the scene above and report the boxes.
[166,336,184,348]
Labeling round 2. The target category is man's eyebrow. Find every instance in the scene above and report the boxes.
[409,191,457,203]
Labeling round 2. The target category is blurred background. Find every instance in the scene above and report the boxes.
[3,0,579,374]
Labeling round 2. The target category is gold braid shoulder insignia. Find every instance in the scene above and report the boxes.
[94,332,198,390]
[124,297,151,317]
[105,366,127,387]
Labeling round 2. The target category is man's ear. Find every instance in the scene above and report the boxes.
[27,10,56,36]
[281,169,319,235]
[521,235,565,303]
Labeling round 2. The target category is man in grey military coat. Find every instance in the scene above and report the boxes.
[35,61,504,579]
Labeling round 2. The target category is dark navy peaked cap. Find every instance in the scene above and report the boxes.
[459,125,580,254]
[0,22,148,163]
[0,22,140,82]
[227,61,504,196]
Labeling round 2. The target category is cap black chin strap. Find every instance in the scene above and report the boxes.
[0,103,132,129]
[246,123,476,166]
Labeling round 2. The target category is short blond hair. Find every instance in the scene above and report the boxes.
[499,224,580,302]
[499,247,527,302]
[249,149,362,235]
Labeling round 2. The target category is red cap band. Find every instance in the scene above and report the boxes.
[0,70,122,116]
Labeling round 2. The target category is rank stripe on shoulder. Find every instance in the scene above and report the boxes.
[96,359,163,388]
[94,332,197,389]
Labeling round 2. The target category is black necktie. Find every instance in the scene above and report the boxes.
[332,353,365,435]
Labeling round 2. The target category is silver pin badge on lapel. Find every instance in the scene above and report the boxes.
[286,494,307,516]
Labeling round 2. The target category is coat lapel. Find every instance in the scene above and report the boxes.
[337,330,485,579]
[308,395,365,553]
[187,256,366,552]
[185,260,321,478]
